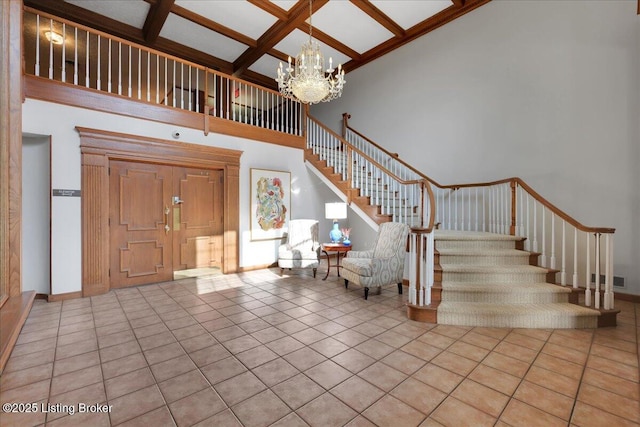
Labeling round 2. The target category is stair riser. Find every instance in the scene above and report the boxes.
[442,272,548,283]
[441,291,569,304]
[437,312,598,329]
[439,254,530,266]
[436,240,517,250]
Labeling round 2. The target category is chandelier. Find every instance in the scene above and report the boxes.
[276,0,345,104]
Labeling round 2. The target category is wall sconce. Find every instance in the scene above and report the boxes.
[44,30,64,45]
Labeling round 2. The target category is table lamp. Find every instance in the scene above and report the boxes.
[325,202,347,243]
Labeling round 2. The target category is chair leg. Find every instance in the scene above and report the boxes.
[364,287,369,300]
[344,279,349,289]
[398,283,403,295]
[313,268,317,278]
[280,268,283,276]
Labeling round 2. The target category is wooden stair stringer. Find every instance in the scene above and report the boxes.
[304,148,393,226]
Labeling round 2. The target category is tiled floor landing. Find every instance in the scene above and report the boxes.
[1,268,638,426]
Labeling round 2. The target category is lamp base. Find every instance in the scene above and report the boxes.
[329,222,342,243]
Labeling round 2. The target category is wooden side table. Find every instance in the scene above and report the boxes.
[321,243,352,281]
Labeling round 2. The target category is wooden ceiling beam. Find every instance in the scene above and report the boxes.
[451,0,466,7]
[295,24,361,61]
[143,0,174,43]
[349,0,405,37]
[171,3,257,48]
[232,0,329,77]
[343,0,490,73]
[248,0,289,21]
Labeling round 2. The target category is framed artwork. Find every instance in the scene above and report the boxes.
[250,168,291,241]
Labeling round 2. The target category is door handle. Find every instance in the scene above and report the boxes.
[164,206,170,233]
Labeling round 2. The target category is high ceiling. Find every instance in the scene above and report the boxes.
[24,0,490,90]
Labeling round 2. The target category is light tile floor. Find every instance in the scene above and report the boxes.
[1,268,638,426]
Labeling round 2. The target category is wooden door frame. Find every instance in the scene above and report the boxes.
[78,127,242,297]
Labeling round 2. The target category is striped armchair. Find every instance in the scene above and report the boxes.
[278,219,321,277]
[342,222,410,299]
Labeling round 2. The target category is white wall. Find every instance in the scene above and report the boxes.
[22,135,51,295]
[312,1,640,295]
[22,99,330,295]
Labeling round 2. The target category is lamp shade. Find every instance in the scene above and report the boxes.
[325,202,347,220]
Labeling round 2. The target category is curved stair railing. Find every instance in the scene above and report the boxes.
[306,116,437,307]
[342,114,616,311]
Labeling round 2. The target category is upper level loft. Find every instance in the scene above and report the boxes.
[22,7,306,148]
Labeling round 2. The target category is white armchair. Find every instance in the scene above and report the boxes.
[342,222,410,299]
[278,219,321,277]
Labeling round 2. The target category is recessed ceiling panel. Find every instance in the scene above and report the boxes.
[160,14,247,62]
[249,55,282,80]
[65,0,150,29]
[371,0,453,30]
[310,1,394,54]
[274,29,351,69]
[176,1,277,40]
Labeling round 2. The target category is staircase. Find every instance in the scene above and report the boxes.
[305,114,618,328]
[435,230,599,329]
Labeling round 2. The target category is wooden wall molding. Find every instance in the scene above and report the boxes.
[0,0,27,374]
[79,127,242,296]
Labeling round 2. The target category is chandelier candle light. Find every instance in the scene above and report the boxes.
[276,0,345,104]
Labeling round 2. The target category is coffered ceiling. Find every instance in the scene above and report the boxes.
[24,0,491,90]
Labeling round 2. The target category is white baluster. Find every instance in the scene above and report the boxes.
[572,228,578,288]
[128,45,132,97]
[550,214,556,270]
[585,233,591,307]
[96,34,102,90]
[137,49,141,99]
[146,51,150,102]
[75,28,79,86]
[118,42,122,95]
[48,20,53,79]
[594,234,600,309]
[35,15,40,75]
[560,220,566,285]
[61,24,66,82]
[84,31,89,87]
[605,234,613,310]
[532,201,538,253]
[541,206,546,267]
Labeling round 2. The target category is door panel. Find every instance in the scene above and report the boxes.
[110,161,173,287]
[173,167,224,270]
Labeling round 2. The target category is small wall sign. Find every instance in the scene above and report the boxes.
[52,189,81,197]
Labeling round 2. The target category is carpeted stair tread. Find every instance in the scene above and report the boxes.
[440,264,549,273]
[431,230,600,329]
[434,230,523,241]
[442,282,571,293]
[437,302,600,328]
[438,301,600,316]
[437,248,529,257]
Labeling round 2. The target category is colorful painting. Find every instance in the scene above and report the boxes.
[250,168,290,241]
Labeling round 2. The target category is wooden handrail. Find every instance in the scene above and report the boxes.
[309,115,423,186]
[24,7,291,100]
[343,113,615,236]
[310,115,435,232]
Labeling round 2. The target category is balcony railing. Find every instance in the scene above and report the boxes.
[23,8,303,138]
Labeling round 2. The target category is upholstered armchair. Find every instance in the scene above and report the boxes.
[342,222,410,299]
[278,219,321,277]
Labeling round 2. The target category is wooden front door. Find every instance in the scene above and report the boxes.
[109,161,174,288]
[109,161,224,288]
[172,167,224,271]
